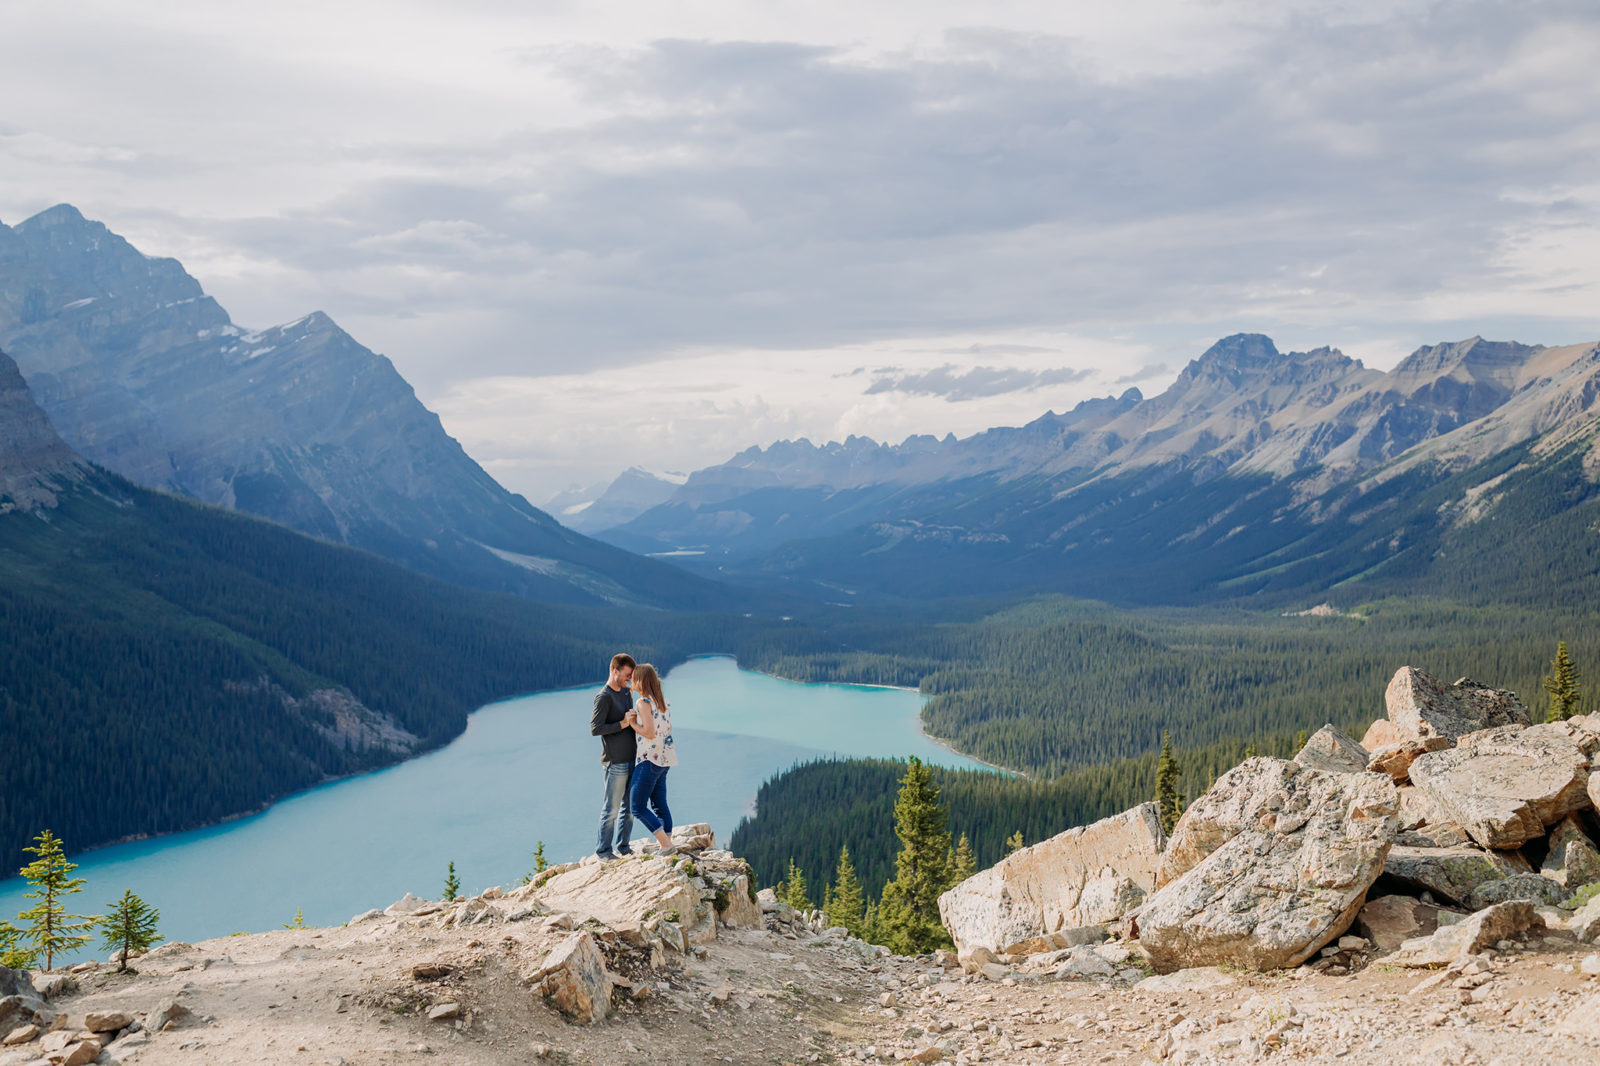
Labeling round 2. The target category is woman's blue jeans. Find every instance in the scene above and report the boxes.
[629,761,673,835]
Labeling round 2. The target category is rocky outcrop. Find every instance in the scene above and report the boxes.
[1137,758,1399,973]
[0,966,50,1042]
[939,803,1165,954]
[1382,667,1532,742]
[1293,725,1369,774]
[1382,844,1531,905]
[1409,725,1590,849]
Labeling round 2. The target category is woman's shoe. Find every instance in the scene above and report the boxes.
[656,845,678,857]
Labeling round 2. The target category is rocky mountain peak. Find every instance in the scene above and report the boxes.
[0,348,87,513]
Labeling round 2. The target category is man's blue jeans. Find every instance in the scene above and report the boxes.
[595,761,634,856]
[629,761,673,835]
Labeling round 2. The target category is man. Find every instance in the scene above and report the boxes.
[590,652,638,859]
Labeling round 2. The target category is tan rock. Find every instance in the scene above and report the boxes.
[83,1011,131,1033]
[2,1023,40,1046]
[939,802,1165,954]
[529,932,611,1025]
[534,856,702,936]
[1389,901,1545,967]
[670,823,715,852]
[148,1000,192,1032]
[1409,725,1590,849]
[1382,844,1530,905]
[426,1002,461,1022]
[1293,724,1369,774]
[716,874,763,930]
[1568,894,1600,942]
[1542,814,1600,888]
[1384,667,1531,742]
[1362,718,1412,750]
[1137,758,1399,973]
[48,1040,99,1066]
[1355,895,1446,952]
[1395,785,1453,830]
[1366,736,1451,783]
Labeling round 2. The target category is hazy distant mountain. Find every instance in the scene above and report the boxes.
[0,346,87,513]
[548,467,686,534]
[0,205,732,610]
[596,333,1600,605]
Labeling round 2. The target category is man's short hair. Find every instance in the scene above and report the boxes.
[611,653,637,673]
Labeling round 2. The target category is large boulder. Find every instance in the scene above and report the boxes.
[1136,758,1399,973]
[1382,844,1530,905]
[1389,901,1544,967]
[1382,667,1531,742]
[1409,725,1591,849]
[1293,725,1369,775]
[1542,814,1600,888]
[939,803,1165,954]
[528,932,611,1024]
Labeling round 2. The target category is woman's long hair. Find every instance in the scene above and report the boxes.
[634,663,667,710]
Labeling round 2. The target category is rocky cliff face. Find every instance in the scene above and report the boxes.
[0,205,730,609]
[0,347,87,514]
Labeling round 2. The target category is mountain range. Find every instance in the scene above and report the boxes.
[589,333,1600,605]
[0,205,731,611]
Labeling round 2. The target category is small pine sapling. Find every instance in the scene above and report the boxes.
[283,907,310,930]
[0,918,35,970]
[17,830,97,970]
[1004,830,1025,855]
[100,890,162,972]
[1543,641,1583,721]
[444,861,461,902]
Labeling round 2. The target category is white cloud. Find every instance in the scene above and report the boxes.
[2,0,1598,500]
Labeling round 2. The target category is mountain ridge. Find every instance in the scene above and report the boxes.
[0,204,735,611]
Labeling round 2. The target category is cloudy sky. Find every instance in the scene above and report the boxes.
[4,0,1598,501]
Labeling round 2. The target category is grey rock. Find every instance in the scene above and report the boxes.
[1382,844,1531,905]
[1138,758,1399,973]
[1409,725,1590,849]
[0,350,88,515]
[529,933,611,1025]
[1293,724,1370,774]
[1390,901,1545,967]
[1542,814,1600,888]
[1054,947,1116,979]
[1465,872,1571,910]
[148,1000,192,1032]
[1383,667,1532,742]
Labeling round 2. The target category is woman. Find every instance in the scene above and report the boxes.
[628,663,678,855]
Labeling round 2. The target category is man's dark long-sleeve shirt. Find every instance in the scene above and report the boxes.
[591,685,636,766]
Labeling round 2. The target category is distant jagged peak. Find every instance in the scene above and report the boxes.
[9,203,207,311]
[1173,333,1363,392]
[1390,336,1546,385]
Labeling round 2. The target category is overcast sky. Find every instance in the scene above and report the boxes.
[4,0,1598,501]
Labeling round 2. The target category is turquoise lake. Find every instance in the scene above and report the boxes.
[0,657,988,950]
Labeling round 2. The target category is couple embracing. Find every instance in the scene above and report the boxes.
[589,653,678,860]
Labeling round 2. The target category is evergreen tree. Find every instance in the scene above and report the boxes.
[878,757,954,955]
[1004,830,1025,855]
[283,907,309,929]
[780,859,811,911]
[1543,641,1582,721]
[859,900,884,946]
[947,834,977,885]
[823,846,865,935]
[0,919,35,970]
[1294,729,1308,752]
[444,862,461,902]
[1243,742,1257,758]
[16,830,96,970]
[520,843,550,885]
[99,891,162,972]
[1156,732,1183,835]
